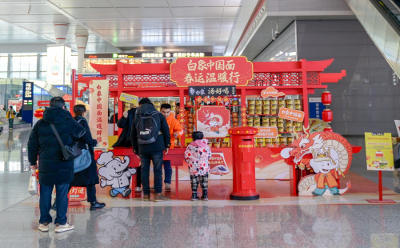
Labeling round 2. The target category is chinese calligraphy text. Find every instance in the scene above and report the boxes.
[170,57,253,87]
[188,86,236,96]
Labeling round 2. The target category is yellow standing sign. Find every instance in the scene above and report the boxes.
[365,132,394,171]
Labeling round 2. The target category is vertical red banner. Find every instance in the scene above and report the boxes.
[89,80,109,148]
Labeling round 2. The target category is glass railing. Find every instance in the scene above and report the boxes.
[372,0,400,31]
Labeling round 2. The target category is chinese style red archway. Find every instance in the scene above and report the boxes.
[74,58,345,130]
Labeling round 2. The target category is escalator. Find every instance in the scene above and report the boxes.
[345,0,400,76]
[30,80,67,97]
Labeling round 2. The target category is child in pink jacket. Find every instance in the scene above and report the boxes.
[184,131,212,201]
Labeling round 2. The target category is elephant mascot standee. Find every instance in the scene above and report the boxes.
[97,151,136,197]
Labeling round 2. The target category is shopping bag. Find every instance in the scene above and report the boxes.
[28,174,38,195]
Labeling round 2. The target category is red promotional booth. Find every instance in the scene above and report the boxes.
[72,57,360,198]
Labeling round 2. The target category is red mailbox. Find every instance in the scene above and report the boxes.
[228,127,259,200]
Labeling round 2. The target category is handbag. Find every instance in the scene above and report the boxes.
[28,173,38,195]
[73,118,92,172]
[74,148,92,173]
[50,123,82,161]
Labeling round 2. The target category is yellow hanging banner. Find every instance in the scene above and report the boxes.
[365,132,394,171]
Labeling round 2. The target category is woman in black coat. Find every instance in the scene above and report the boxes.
[70,104,105,211]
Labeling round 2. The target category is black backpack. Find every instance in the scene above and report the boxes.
[137,111,160,144]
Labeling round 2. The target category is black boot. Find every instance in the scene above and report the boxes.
[191,192,199,201]
[201,190,208,201]
[122,188,132,197]
[90,201,106,211]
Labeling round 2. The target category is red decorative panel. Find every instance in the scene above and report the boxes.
[282,72,302,85]
[306,72,319,85]
[123,74,177,88]
[249,72,302,86]
[107,75,118,88]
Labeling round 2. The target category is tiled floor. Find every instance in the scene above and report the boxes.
[1,128,400,247]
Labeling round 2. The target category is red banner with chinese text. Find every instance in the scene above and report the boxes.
[68,187,86,201]
[170,57,253,87]
[89,80,109,148]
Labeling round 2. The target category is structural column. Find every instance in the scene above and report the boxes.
[75,35,88,74]
[53,23,69,44]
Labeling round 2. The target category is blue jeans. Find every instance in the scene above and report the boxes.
[8,118,13,129]
[39,183,69,225]
[163,160,172,184]
[140,151,164,194]
[313,185,339,196]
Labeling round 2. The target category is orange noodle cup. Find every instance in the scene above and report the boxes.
[279,137,287,145]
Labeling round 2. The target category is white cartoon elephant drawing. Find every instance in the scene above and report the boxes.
[97,151,136,197]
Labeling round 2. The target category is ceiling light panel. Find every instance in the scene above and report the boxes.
[173,18,224,28]
[0,14,71,23]
[15,4,61,14]
[0,5,27,14]
[48,0,113,8]
[117,8,173,18]
[224,0,242,6]
[80,21,134,30]
[222,7,240,17]
[61,7,124,19]
[108,0,169,7]
[130,20,177,29]
[170,7,224,18]
[167,0,225,7]
[95,29,140,37]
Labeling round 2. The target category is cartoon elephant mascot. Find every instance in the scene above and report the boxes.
[97,151,136,197]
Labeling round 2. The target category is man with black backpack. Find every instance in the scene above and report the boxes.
[130,98,171,202]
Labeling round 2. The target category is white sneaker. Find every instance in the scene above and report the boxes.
[135,187,142,192]
[165,183,171,192]
[38,223,49,232]
[55,223,74,233]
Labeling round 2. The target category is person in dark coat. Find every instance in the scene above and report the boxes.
[112,108,136,147]
[28,96,85,233]
[71,105,106,210]
[130,98,171,202]
[112,107,142,193]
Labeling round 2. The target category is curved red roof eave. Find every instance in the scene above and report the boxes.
[90,58,342,82]
[91,62,170,75]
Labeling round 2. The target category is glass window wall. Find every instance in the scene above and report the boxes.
[10,54,38,80]
[0,55,8,79]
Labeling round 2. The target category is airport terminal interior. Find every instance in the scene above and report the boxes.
[2,0,400,247]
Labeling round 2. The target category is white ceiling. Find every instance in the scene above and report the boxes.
[0,0,244,54]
